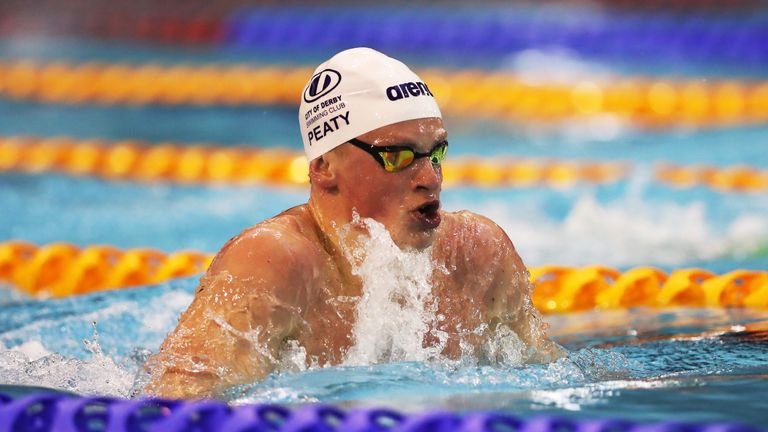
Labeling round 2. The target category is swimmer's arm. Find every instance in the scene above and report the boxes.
[481,218,567,363]
[144,229,307,399]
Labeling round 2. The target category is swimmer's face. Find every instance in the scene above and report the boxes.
[330,117,446,250]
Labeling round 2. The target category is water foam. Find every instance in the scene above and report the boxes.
[341,216,447,366]
[141,290,195,332]
[337,215,550,369]
[0,326,134,397]
[467,193,768,267]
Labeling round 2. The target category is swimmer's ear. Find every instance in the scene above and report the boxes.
[308,155,337,189]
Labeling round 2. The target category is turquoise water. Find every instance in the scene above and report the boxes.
[2,171,766,270]
[2,5,768,429]
[1,279,767,426]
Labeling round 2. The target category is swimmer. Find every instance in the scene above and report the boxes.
[144,48,565,399]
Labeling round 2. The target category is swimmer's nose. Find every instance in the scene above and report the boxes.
[412,157,442,192]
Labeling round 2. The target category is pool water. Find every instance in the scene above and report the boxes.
[2,3,768,429]
[1,278,767,426]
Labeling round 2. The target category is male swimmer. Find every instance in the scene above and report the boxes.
[144,48,565,399]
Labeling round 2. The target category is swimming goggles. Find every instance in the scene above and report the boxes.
[347,138,448,173]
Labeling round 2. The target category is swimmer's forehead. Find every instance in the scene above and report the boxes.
[363,120,448,150]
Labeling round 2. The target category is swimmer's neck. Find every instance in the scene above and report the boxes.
[306,196,358,280]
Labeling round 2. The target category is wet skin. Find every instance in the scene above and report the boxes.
[144,118,565,399]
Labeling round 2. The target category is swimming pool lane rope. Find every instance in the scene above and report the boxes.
[2,241,766,311]
[0,241,212,298]
[1,61,768,127]
[0,395,763,432]
[2,136,767,192]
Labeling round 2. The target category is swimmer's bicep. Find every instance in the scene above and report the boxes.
[169,228,304,369]
[144,362,219,399]
[498,248,567,363]
[477,217,527,310]
[473,218,565,362]
[149,305,280,396]
[147,270,296,397]
[480,220,538,342]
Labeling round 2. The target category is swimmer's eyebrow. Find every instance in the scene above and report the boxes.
[388,137,449,151]
[381,128,448,148]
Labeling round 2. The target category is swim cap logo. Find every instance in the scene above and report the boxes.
[303,69,342,103]
[386,81,434,101]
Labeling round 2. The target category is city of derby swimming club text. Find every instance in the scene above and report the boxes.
[304,81,435,146]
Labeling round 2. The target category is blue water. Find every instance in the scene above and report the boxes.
[1,279,767,426]
[2,171,766,270]
[1,3,768,429]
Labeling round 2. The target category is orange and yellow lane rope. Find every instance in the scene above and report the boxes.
[2,61,768,126]
[0,241,212,298]
[2,241,766,312]
[1,135,767,191]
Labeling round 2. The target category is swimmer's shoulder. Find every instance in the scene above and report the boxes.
[207,204,322,280]
[438,210,521,269]
[440,210,510,243]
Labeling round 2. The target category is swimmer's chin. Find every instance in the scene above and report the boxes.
[395,227,440,251]
[402,209,442,250]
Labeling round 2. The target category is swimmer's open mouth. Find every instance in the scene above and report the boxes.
[418,201,439,216]
[413,200,441,229]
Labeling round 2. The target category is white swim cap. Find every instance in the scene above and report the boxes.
[299,47,442,161]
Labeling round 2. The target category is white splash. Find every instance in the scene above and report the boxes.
[278,340,309,373]
[482,324,527,367]
[727,215,768,258]
[0,326,134,397]
[141,290,194,332]
[9,340,51,361]
[341,217,448,366]
[468,193,768,267]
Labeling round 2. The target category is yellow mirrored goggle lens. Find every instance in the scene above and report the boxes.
[377,143,447,173]
[380,150,415,172]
